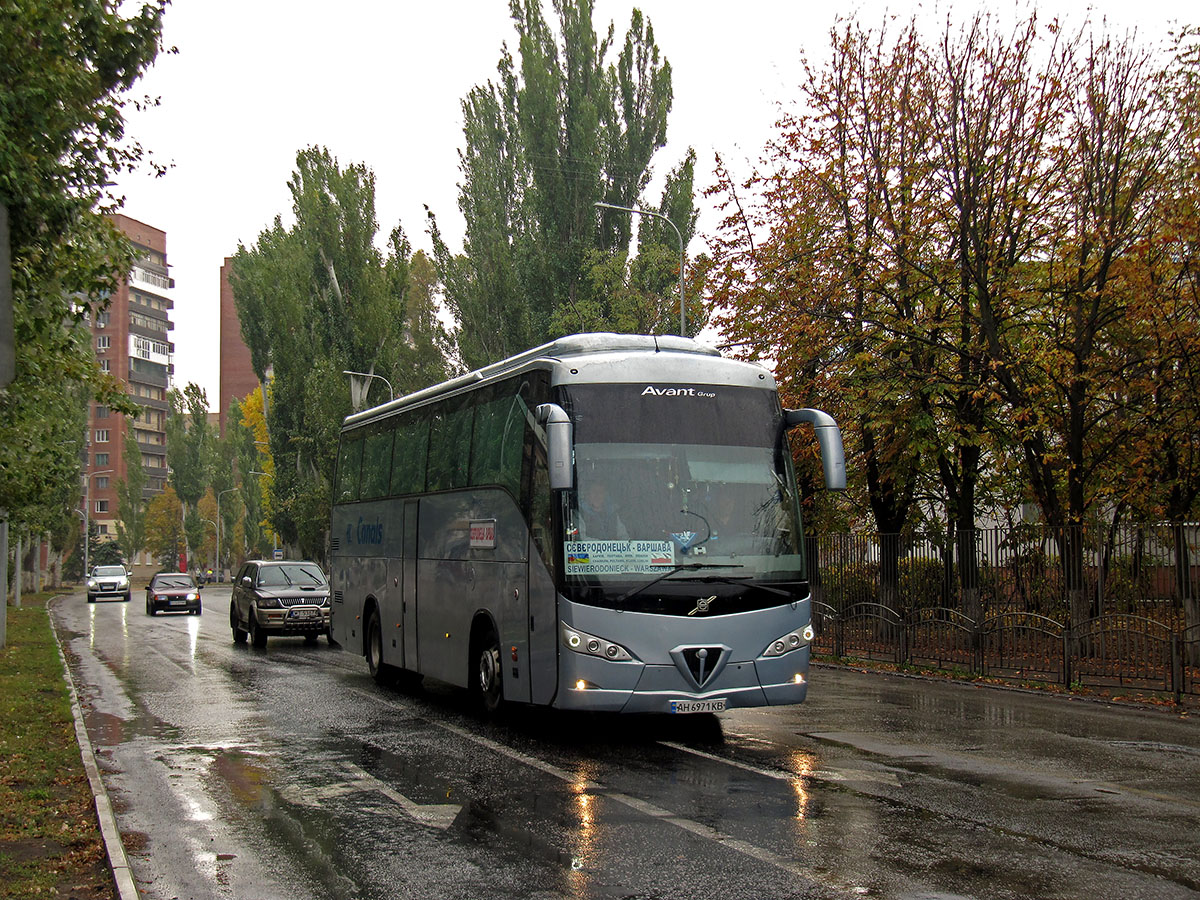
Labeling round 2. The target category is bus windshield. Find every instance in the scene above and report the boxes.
[560,383,806,609]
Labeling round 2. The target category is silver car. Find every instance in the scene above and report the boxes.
[87,565,131,603]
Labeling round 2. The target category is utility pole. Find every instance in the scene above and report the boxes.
[593,201,687,337]
[83,469,113,579]
[217,488,239,582]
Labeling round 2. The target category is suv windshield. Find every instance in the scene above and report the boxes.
[256,564,327,587]
[94,566,126,577]
[559,383,806,612]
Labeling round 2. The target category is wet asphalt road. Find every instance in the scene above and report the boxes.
[50,588,1200,900]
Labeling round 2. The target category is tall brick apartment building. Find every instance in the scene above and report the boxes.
[83,215,173,562]
[218,256,257,436]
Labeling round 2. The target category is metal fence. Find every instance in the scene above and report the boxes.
[809,523,1200,700]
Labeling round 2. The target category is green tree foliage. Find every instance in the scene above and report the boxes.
[166,384,213,509]
[231,148,449,560]
[432,0,697,369]
[0,0,165,526]
[144,485,182,570]
[115,435,146,564]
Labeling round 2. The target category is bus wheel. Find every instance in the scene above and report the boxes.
[366,609,390,685]
[476,629,504,714]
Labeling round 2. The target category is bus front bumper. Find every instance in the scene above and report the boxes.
[555,649,810,713]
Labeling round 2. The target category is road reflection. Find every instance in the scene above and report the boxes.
[569,767,598,888]
[188,614,200,668]
[788,748,814,821]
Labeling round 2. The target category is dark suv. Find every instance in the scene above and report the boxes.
[229,560,331,647]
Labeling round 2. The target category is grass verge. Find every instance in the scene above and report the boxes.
[0,598,116,899]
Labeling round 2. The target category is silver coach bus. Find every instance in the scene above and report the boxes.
[329,333,845,714]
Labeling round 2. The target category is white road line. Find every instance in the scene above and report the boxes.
[346,686,864,892]
[660,740,902,788]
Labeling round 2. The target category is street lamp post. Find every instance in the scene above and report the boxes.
[248,471,278,558]
[82,469,113,579]
[200,518,217,577]
[216,488,239,582]
[342,370,393,411]
[593,201,687,337]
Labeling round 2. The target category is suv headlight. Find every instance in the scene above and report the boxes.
[256,596,282,609]
[763,624,815,657]
[87,579,97,589]
[560,622,633,661]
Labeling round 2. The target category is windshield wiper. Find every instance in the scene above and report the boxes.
[671,574,796,600]
[615,562,744,605]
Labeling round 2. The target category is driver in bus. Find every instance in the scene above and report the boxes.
[577,479,628,540]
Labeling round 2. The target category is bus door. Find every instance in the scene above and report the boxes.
[527,445,558,705]
[402,498,419,670]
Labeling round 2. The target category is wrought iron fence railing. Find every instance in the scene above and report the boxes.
[809,523,1200,700]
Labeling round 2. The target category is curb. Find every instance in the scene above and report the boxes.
[47,594,141,900]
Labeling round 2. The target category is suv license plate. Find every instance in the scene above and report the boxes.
[670,698,726,714]
[290,608,318,619]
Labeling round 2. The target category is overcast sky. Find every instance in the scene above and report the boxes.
[112,0,1193,401]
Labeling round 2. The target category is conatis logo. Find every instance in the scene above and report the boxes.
[345,517,384,545]
[641,385,717,398]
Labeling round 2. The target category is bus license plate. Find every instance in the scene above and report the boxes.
[290,609,318,619]
[670,698,726,714]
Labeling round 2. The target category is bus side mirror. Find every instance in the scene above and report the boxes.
[535,403,574,491]
[784,408,847,491]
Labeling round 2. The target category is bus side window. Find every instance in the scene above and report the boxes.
[336,433,364,503]
[427,401,473,491]
[390,414,429,496]
[360,424,395,500]
[470,393,522,497]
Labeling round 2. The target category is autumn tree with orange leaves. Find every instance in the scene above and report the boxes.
[706,13,1200,632]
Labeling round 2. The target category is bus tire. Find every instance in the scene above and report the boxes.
[366,608,391,685]
[475,626,504,715]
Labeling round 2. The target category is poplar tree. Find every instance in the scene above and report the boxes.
[432,0,693,369]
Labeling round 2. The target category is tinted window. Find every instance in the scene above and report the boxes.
[336,434,363,502]
[257,564,327,587]
[360,425,394,500]
[470,392,526,496]
[427,400,473,491]
[390,414,428,496]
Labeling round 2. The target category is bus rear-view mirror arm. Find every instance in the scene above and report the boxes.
[536,403,574,491]
[784,408,847,491]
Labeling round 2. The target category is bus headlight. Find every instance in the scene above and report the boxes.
[762,623,815,657]
[560,622,633,662]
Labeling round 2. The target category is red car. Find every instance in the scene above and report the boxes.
[145,573,202,616]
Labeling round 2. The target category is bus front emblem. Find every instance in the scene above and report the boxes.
[688,595,717,616]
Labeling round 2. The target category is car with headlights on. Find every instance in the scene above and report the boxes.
[230,560,331,647]
[87,565,131,603]
[145,572,202,616]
